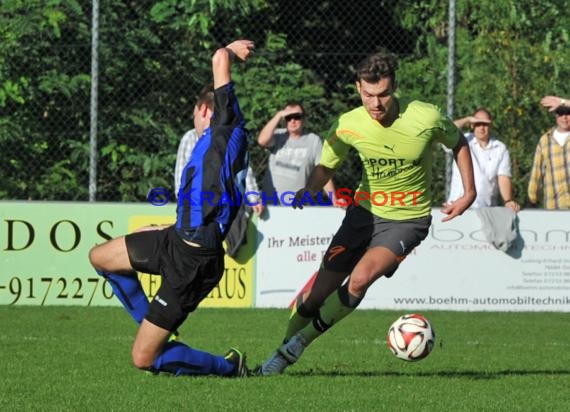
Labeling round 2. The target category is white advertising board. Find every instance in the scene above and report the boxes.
[255,207,570,311]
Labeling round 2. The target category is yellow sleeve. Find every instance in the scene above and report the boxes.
[435,115,461,149]
[319,121,351,170]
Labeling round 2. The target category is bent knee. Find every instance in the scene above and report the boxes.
[348,276,369,296]
[88,237,130,272]
[131,348,155,370]
[348,269,384,296]
[88,246,103,271]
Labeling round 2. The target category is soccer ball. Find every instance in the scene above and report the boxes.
[387,314,435,361]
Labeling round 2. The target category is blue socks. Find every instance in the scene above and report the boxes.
[97,271,234,376]
[152,342,234,376]
[97,270,149,323]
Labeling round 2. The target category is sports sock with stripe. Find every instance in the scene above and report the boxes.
[298,283,362,344]
[284,296,317,341]
[97,270,149,323]
[152,341,234,376]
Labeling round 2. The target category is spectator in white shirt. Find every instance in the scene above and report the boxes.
[447,108,520,212]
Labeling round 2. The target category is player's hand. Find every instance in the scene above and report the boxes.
[251,203,265,217]
[291,188,315,210]
[332,193,349,208]
[440,197,471,222]
[225,40,255,62]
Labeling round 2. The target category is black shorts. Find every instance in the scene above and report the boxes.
[322,205,431,277]
[125,226,224,331]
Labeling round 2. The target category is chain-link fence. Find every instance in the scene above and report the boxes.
[1,0,568,204]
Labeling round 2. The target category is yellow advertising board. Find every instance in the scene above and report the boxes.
[0,202,255,307]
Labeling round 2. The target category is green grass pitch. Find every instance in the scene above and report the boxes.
[1,307,569,411]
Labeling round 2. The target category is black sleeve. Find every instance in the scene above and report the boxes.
[211,82,245,129]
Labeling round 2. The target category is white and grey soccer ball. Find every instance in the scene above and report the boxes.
[387,313,435,361]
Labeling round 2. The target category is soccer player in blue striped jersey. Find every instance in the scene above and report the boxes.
[88,39,255,377]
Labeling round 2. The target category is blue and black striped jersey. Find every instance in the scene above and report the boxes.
[176,82,249,249]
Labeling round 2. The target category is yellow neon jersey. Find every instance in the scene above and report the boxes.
[321,98,460,220]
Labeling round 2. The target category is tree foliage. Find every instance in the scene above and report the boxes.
[395,0,570,204]
[0,0,568,204]
[0,0,90,199]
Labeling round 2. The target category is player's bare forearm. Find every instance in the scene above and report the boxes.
[212,40,255,89]
[441,135,476,221]
[454,138,476,202]
[293,165,336,209]
[323,178,342,207]
[306,165,335,195]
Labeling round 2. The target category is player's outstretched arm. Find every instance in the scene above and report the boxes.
[212,40,255,89]
[441,135,476,221]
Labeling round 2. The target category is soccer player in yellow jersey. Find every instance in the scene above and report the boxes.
[258,52,476,375]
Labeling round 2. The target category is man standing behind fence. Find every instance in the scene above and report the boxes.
[258,102,337,205]
[448,108,520,212]
[528,100,570,209]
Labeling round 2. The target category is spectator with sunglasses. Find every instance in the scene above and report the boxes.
[528,99,570,209]
[258,102,336,205]
[447,108,520,212]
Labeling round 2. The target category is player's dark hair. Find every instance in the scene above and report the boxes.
[356,52,398,85]
[196,84,214,110]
